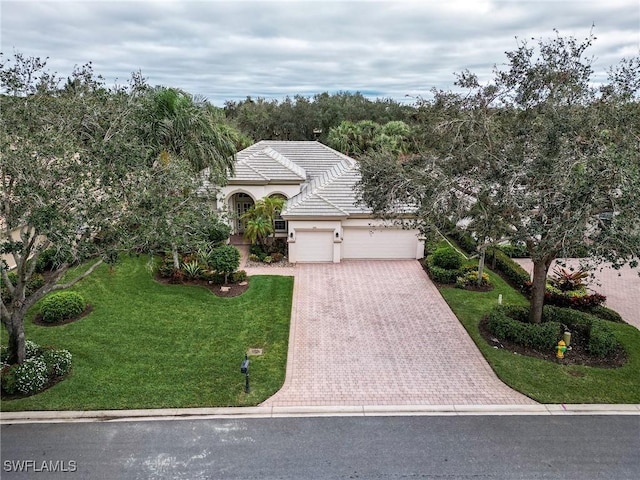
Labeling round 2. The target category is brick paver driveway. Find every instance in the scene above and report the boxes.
[261,261,535,406]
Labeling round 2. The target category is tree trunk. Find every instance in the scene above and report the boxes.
[171,243,180,270]
[477,248,486,286]
[6,312,26,365]
[529,257,554,324]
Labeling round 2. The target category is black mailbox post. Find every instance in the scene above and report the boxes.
[240,354,250,393]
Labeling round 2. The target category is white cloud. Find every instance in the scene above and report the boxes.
[1,0,638,105]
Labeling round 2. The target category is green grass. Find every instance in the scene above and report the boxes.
[1,255,293,411]
[439,267,640,404]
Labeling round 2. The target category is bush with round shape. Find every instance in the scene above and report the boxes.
[431,247,464,270]
[40,291,86,323]
[232,270,247,283]
[25,340,42,359]
[7,357,49,395]
[41,348,73,377]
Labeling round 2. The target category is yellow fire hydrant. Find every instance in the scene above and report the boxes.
[556,340,567,359]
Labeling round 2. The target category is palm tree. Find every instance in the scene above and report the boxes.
[140,87,236,181]
[260,196,285,239]
[243,215,273,248]
[138,87,238,268]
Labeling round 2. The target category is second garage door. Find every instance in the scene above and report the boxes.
[295,230,334,262]
[342,227,418,259]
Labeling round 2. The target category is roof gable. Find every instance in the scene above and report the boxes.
[230,141,379,218]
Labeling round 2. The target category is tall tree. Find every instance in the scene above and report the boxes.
[0,54,148,364]
[139,87,236,181]
[358,32,640,323]
[136,87,238,268]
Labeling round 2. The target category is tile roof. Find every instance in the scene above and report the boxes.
[229,141,377,217]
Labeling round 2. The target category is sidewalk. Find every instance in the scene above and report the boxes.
[2,404,639,424]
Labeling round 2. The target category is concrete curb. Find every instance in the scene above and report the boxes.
[2,404,639,424]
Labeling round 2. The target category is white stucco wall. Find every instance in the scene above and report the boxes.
[218,184,302,205]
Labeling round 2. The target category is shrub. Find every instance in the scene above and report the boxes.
[182,260,202,279]
[4,357,49,395]
[196,246,215,269]
[271,252,284,262]
[549,266,589,292]
[248,254,261,262]
[265,238,288,256]
[40,291,86,323]
[41,348,73,377]
[455,270,491,289]
[431,247,464,270]
[157,255,177,278]
[589,306,625,323]
[424,257,461,284]
[263,256,273,264]
[249,244,264,257]
[487,306,560,351]
[201,270,226,284]
[210,245,241,283]
[27,273,45,293]
[486,248,531,291]
[35,248,56,272]
[544,288,606,309]
[25,340,42,359]
[497,243,530,258]
[232,270,247,283]
[543,305,620,357]
[589,323,619,357]
[1,342,73,396]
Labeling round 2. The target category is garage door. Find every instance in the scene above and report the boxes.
[342,227,417,259]
[295,231,334,262]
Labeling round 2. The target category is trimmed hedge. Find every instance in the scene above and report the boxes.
[544,290,606,309]
[40,291,86,323]
[487,305,560,351]
[497,243,530,258]
[431,247,464,270]
[589,306,625,323]
[486,248,531,291]
[424,255,461,284]
[489,305,621,358]
[544,305,619,358]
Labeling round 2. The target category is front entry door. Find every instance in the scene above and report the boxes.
[236,201,253,234]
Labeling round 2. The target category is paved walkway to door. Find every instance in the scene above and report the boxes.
[259,261,536,406]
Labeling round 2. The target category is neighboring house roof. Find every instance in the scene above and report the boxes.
[230,141,372,218]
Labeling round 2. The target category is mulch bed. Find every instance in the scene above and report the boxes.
[154,275,250,297]
[478,315,628,368]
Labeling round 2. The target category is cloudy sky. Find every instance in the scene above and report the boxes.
[1,0,638,105]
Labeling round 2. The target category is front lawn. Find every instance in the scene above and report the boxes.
[1,255,293,411]
[439,268,640,404]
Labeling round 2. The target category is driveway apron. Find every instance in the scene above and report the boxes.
[261,261,535,406]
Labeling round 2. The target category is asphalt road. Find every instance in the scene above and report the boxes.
[1,415,639,479]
